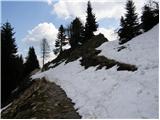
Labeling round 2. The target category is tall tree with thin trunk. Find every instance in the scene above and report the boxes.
[84,1,98,40]
[70,17,85,49]
[24,47,40,77]
[41,38,50,69]
[118,0,140,44]
[141,0,159,32]
[54,25,66,55]
[1,22,23,107]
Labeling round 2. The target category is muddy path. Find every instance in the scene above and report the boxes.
[1,78,81,119]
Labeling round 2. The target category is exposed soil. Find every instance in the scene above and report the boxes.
[1,78,81,119]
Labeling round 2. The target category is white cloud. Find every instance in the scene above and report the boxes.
[95,27,118,41]
[53,0,86,21]
[51,0,146,22]
[23,22,58,47]
[49,0,147,42]
[22,22,58,67]
[47,0,53,5]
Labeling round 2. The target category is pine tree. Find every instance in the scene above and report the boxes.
[66,24,72,39]
[24,47,40,77]
[54,25,66,54]
[118,0,140,44]
[15,55,24,85]
[141,1,159,32]
[118,16,127,41]
[1,22,21,106]
[41,38,50,68]
[70,17,85,49]
[141,5,155,32]
[152,1,159,25]
[85,1,98,40]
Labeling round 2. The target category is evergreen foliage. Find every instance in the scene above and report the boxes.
[65,24,72,39]
[118,0,140,44]
[118,16,128,42]
[84,1,98,40]
[1,22,24,106]
[141,1,159,32]
[24,47,40,77]
[15,55,24,85]
[69,17,85,49]
[54,25,66,54]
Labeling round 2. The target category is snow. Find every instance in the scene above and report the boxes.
[97,25,159,70]
[32,25,159,118]
[0,103,12,113]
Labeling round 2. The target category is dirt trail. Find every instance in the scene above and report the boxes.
[1,78,81,119]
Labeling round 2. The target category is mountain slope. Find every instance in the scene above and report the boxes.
[32,25,158,118]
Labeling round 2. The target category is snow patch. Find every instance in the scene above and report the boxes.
[32,25,159,118]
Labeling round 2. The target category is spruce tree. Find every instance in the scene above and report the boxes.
[118,16,127,41]
[66,24,72,39]
[85,1,98,40]
[118,0,140,44]
[1,22,21,106]
[141,5,155,32]
[70,17,85,49]
[15,55,24,85]
[54,25,66,54]
[24,47,40,77]
[152,1,159,25]
[141,1,159,32]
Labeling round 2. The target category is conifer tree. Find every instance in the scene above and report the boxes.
[85,1,98,40]
[1,22,22,106]
[141,5,154,32]
[54,25,66,54]
[141,1,159,32]
[24,47,40,77]
[70,17,85,49]
[66,24,72,39]
[118,16,127,41]
[15,55,24,85]
[118,0,140,44]
[152,1,159,24]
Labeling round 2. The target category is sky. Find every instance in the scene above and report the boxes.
[1,0,148,66]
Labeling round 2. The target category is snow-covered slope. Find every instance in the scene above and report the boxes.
[98,25,159,70]
[32,25,159,118]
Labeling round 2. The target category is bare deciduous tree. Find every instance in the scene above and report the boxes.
[41,38,50,70]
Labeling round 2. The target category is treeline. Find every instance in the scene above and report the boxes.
[54,0,159,56]
[1,22,40,107]
[118,0,159,44]
[54,1,98,55]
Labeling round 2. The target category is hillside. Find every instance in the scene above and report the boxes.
[32,25,158,118]
[2,25,158,119]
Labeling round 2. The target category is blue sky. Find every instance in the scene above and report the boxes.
[1,0,146,65]
[1,1,118,39]
[2,1,70,63]
[2,1,66,48]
